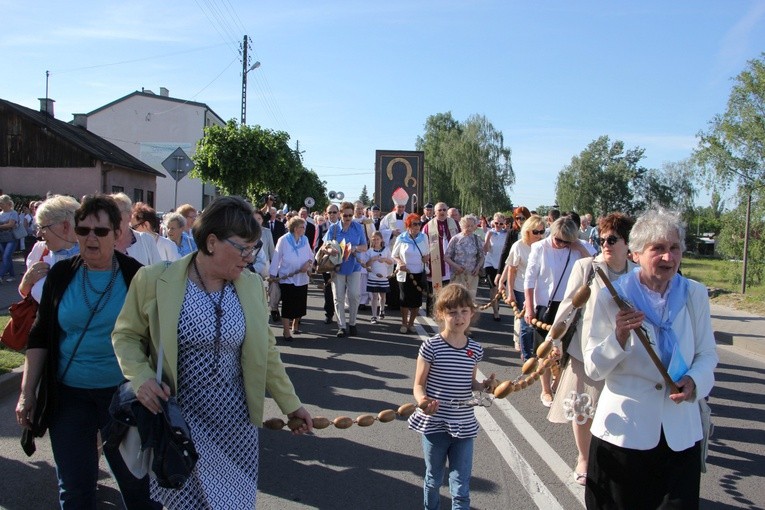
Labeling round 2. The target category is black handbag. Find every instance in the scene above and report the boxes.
[106,334,198,489]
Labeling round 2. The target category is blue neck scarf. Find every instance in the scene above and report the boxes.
[54,244,80,259]
[285,233,306,257]
[397,231,425,246]
[613,268,688,368]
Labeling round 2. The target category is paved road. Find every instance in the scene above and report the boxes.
[1,254,764,509]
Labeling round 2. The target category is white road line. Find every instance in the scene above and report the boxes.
[416,313,585,508]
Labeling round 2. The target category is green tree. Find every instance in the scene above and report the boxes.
[695,53,765,290]
[555,136,648,216]
[358,185,371,206]
[283,168,328,213]
[192,120,303,201]
[416,112,514,214]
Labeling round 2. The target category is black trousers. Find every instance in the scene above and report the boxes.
[323,272,334,318]
[586,432,701,510]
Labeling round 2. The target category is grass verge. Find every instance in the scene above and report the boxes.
[681,254,765,316]
[0,316,25,376]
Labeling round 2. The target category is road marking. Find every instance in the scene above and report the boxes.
[417,313,585,508]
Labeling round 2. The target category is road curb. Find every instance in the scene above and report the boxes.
[0,367,22,399]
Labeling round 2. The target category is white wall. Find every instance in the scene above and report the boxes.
[86,94,223,212]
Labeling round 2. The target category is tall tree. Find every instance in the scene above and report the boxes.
[695,53,765,291]
[416,112,514,214]
[555,136,648,216]
[358,185,371,206]
[192,120,303,201]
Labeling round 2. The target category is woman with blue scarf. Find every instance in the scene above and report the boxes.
[269,217,314,340]
[584,208,718,509]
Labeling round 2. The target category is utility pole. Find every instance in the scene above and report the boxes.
[240,35,248,125]
[240,35,260,126]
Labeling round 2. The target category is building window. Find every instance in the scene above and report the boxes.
[147,191,155,208]
[133,189,144,203]
[112,186,124,193]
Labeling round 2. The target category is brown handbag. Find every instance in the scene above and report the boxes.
[1,295,38,351]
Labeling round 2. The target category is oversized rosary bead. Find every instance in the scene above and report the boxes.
[333,416,354,429]
[521,357,538,375]
[263,418,286,430]
[312,416,332,429]
[571,285,592,309]
[548,322,566,340]
[397,403,417,418]
[493,380,515,399]
[287,418,306,431]
[356,414,376,427]
[536,339,553,358]
[377,409,397,423]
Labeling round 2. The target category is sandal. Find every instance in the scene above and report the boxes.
[540,392,554,408]
[574,472,587,486]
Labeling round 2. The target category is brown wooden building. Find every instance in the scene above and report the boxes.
[0,98,164,204]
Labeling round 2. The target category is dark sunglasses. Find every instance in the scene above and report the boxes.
[515,216,526,221]
[554,237,572,245]
[74,226,112,237]
[531,229,545,235]
[599,235,621,247]
[328,211,338,214]
[342,213,354,218]
[495,222,505,226]
[410,222,422,226]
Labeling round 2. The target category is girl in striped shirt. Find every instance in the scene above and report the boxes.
[409,284,495,510]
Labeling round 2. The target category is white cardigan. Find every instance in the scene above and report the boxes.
[584,278,718,451]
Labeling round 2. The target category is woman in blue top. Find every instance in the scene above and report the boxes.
[16,195,159,510]
[316,201,367,337]
[409,283,495,510]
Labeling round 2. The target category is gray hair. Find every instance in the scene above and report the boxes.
[163,212,186,229]
[629,207,686,253]
[549,217,578,243]
[36,195,80,225]
[0,194,13,207]
[460,214,478,229]
[110,192,133,215]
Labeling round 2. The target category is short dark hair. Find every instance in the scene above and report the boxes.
[76,194,122,232]
[132,202,160,233]
[598,213,635,244]
[193,196,260,255]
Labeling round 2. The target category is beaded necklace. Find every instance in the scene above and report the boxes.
[192,256,227,375]
[81,255,119,314]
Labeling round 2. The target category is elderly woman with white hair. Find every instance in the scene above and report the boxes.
[19,195,81,303]
[444,214,485,299]
[111,192,161,266]
[583,208,718,509]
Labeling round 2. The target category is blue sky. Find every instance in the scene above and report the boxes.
[4,1,764,212]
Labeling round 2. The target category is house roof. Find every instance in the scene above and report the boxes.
[0,98,164,177]
[85,90,226,124]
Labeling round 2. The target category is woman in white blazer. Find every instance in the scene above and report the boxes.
[547,213,637,487]
[583,208,718,509]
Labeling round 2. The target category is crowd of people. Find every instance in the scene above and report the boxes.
[5,189,717,510]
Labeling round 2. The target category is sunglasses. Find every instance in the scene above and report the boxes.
[599,235,621,247]
[410,222,422,226]
[515,216,526,221]
[495,222,505,226]
[342,213,354,218]
[225,238,261,259]
[531,229,545,235]
[328,211,338,214]
[436,209,447,212]
[554,237,572,245]
[74,226,112,237]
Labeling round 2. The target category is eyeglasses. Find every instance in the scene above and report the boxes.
[531,229,545,235]
[515,216,526,221]
[224,238,261,259]
[342,214,354,218]
[410,222,422,226]
[599,235,621,247]
[554,237,572,245]
[437,209,447,212]
[129,221,144,229]
[328,211,338,214]
[74,226,112,237]
[495,223,505,226]
[35,222,56,235]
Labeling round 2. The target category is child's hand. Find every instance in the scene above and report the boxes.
[418,397,439,415]
[482,373,498,392]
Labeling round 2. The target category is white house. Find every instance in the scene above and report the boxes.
[82,87,226,212]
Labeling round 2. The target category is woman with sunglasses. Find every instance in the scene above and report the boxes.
[17,194,159,509]
[482,212,509,320]
[524,217,592,408]
[495,206,532,303]
[113,196,312,509]
[392,214,430,334]
[18,195,81,304]
[546,213,637,487]
[497,214,546,361]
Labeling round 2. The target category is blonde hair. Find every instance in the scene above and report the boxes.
[36,195,80,225]
[109,192,132,215]
[521,214,545,244]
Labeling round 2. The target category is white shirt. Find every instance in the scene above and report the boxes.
[524,237,585,307]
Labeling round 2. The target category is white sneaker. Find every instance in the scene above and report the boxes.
[370,317,378,324]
